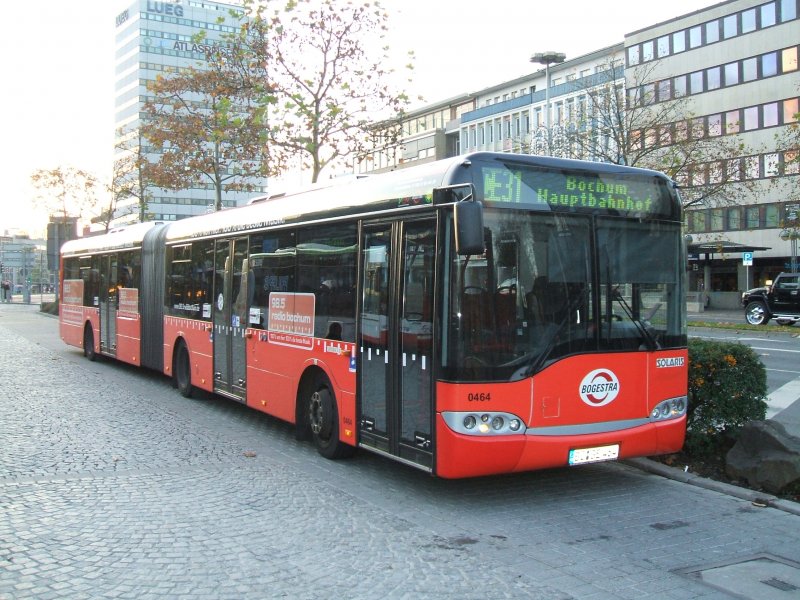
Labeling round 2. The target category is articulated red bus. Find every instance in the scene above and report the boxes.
[60,152,687,478]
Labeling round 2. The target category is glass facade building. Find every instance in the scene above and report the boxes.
[113,0,264,225]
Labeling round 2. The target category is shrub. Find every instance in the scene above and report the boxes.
[40,301,59,316]
[686,339,767,455]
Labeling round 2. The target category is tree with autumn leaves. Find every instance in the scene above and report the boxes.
[140,0,411,211]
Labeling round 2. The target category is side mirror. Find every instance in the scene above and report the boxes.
[454,199,485,256]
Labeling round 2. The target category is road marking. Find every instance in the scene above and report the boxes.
[766,376,800,419]
[766,368,800,375]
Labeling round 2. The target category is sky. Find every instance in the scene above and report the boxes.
[0,0,718,237]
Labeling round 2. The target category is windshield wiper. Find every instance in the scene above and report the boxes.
[525,292,588,377]
[609,286,659,350]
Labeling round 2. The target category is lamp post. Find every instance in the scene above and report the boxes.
[531,51,566,154]
[780,228,799,272]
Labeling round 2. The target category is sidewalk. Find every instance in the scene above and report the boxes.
[0,293,56,305]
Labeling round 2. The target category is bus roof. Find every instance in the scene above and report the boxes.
[61,221,166,257]
[164,156,470,243]
[60,153,678,254]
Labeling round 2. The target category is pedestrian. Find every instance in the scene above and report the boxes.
[1,280,9,303]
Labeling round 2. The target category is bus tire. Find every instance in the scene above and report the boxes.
[174,342,194,398]
[307,375,354,460]
[83,324,96,362]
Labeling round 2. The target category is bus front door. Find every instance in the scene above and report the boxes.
[213,238,248,401]
[99,254,118,357]
[359,219,435,471]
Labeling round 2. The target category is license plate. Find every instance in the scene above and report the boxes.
[568,444,620,465]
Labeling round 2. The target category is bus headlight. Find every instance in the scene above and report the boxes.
[442,411,526,436]
[649,396,688,422]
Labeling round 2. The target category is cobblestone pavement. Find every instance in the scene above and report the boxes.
[1,306,799,599]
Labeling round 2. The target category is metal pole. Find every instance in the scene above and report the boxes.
[545,61,551,153]
[531,52,565,157]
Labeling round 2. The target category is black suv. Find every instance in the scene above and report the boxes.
[743,272,800,325]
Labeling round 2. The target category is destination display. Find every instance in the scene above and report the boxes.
[480,165,677,219]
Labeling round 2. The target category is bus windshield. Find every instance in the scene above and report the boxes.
[443,209,685,382]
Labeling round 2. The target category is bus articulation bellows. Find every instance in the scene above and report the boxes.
[60,152,688,478]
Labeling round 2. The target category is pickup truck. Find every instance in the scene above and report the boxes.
[743,272,800,325]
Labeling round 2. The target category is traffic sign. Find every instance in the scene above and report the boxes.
[743,252,753,266]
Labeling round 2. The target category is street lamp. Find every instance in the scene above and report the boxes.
[779,228,799,272]
[531,51,566,154]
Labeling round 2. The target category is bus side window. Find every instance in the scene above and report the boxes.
[297,224,357,342]
[249,232,297,329]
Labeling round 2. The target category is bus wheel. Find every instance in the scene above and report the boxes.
[83,325,96,362]
[174,342,194,398]
[308,377,354,460]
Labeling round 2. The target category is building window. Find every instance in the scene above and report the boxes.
[766,205,780,227]
[784,98,799,123]
[689,25,703,48]
[675,120,688,142]
[746,206,760,228]
[627,45,640,66]
[690,71,704,94]
[723,14,738,38]
[742,57,758,81]
[727,158,743,181]
[785,150,800,175]
[706,66,721,90]
[708,113,722,136]
[762,52,778,77]
[744,106,759,130]
[657,36,670,57]
[673,75,687,98]
[642,40,654,62]
[741,8,757,33]
[765,152,780,176]
[764,102,779,127]
[706,19,720,44]
[762,2,777,27]
[782,0,797,21]
[672,30,686,54]
[691,211,707,233]
[657,79,672,101]
[745,155,760,179]
[783,47,799,71]
[725,62,740,85]
[711,209,724,231]
[727,207,742,230]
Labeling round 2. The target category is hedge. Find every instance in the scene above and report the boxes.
[686,339,767,455]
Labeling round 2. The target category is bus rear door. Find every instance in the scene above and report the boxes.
[213,238,248,401]
[359,219,436,471]
[99,254,118,357]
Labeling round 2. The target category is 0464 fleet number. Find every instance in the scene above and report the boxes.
[467,392,492,402]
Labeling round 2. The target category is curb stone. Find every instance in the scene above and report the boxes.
[626,457,800,516]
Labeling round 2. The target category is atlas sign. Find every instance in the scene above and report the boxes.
[579,369,620,407]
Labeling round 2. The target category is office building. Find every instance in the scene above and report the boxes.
[113,0,264,225]
[362,0,799,303]
[627,0,799,293]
